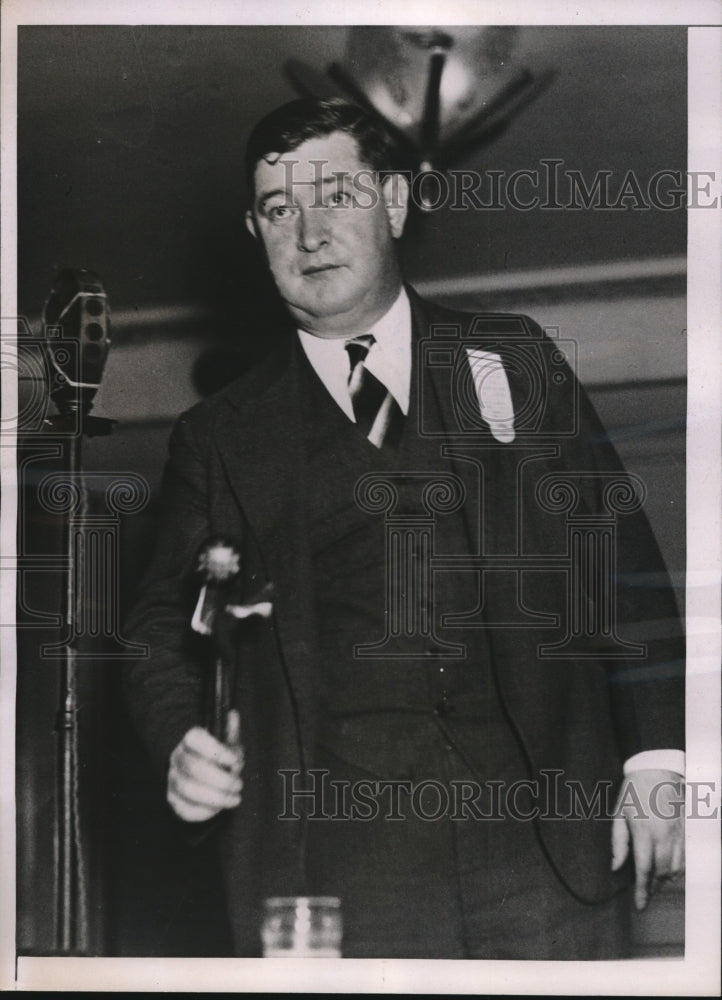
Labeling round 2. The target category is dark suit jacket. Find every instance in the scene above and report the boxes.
[123,287,684,954]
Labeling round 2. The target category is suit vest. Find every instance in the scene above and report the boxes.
[300,343,524,785]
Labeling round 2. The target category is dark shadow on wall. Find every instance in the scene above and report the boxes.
[189,224,295,396]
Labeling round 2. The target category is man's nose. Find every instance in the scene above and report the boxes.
[297,206,330,252]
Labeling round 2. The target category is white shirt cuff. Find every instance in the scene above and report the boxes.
[623,749,685,777]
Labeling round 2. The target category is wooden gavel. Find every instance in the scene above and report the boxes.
[191,537,272,742]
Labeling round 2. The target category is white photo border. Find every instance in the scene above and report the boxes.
[1,1,720,994]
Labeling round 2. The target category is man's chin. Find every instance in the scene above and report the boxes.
[283,289,360,331]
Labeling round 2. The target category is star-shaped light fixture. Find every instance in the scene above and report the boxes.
[286,26,556,187]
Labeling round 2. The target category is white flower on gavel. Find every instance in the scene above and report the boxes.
[191,538,273,635]
[197,542,241,583]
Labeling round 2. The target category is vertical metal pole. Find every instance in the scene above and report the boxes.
[55,422,87,953]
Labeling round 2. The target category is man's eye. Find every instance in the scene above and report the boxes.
[328,190,352,207]
[267,204,295,221]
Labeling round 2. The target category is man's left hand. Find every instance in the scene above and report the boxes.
[611,768,685,910]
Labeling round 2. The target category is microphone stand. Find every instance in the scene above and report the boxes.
[41,268,114,954]
[47,405,114,955]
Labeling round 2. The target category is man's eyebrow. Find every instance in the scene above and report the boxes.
[315,174,353,188]
[257,187,290,210]
[258,174,355,209]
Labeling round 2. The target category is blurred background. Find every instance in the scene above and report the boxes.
[16,24,686,957]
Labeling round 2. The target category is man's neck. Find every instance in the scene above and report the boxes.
[294,282,404,340]
[296,288,412,419]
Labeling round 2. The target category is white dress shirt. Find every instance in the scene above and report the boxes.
[296,289,683,779]
[297,287,411,420]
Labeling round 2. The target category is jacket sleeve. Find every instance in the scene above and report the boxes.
[552,339,685,762]
[122,409,217,777]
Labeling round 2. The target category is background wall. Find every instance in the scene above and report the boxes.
[18,25,687,310]
[15,24,686,957]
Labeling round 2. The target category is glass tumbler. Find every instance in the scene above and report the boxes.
[261,896,342,957]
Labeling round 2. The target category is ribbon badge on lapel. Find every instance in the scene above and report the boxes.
[465,348,516,443]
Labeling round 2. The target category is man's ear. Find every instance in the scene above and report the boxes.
[382,173,409,239]
[245,209,258,240]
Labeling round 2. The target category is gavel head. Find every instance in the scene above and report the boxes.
[196,537,242,585]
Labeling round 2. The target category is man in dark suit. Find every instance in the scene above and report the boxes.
[124,99,685,959]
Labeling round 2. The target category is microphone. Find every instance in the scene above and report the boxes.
[42,268,111,416]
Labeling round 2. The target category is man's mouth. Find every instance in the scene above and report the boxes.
[302,264,342,275]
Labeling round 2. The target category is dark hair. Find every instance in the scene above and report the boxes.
[245,98,397,193]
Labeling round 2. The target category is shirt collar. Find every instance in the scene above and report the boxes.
[297,287,411,419]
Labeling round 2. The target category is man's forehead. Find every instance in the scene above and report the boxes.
[253,131,367,194]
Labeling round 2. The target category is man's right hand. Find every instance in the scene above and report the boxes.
[167,709,244,822]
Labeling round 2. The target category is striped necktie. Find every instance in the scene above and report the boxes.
[345,334,404,450]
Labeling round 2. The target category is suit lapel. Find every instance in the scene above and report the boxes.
[407,288,506,555]
[407,286,553,558]
[408,289,556,712]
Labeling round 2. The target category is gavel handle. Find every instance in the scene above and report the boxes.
[207,656,230,742]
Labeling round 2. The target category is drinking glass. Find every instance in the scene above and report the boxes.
[261,896,342,957]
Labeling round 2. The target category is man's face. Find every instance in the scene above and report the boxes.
[246,131,408,337]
